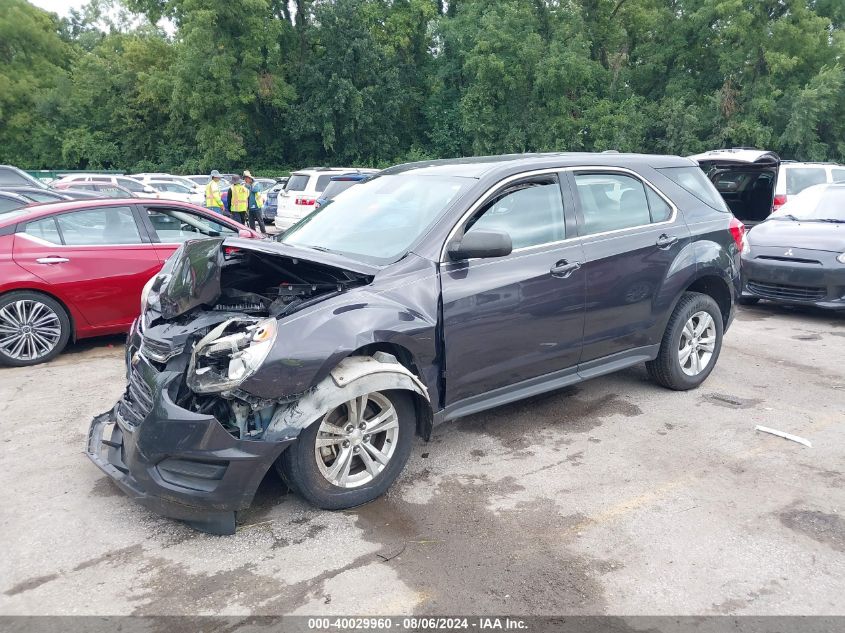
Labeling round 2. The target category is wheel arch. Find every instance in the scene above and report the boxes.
[348,342,434,440]
[0,287,77,342]
[682,273,733,329]
[265,352,434,442]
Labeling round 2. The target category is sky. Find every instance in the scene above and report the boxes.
[30,0,88,16]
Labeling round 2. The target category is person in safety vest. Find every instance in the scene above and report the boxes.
[225,174,249,225]
[243,170,266,234]
[204,169,225,216]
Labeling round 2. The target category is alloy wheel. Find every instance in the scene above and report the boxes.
[314,391,400,488]
[0,299,63,362]
[678,310,716,376]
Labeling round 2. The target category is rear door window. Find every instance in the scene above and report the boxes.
[831,168,845,183]
[786,167,826,194]
[574,173,654,235]
[56,207,143,245]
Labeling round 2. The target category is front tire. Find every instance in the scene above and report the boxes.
[737,295,759,306]
[0,291,70,367]
[646,292,723,391]
[278,390,416,509]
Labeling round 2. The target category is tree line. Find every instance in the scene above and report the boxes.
[2,0,845,174]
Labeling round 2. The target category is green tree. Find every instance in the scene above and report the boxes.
[0,0,73,167]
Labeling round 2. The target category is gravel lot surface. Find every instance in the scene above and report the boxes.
[1,303,843,616]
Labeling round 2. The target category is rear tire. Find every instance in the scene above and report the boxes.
[0,291,70,367]
[646,292,723,391]
[278,390,416,509]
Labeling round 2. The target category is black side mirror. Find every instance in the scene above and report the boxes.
[447,229,513,260]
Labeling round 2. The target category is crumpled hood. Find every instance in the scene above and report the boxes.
[147,237,380,320]
[154,238,225,319]
[748,220,845,253]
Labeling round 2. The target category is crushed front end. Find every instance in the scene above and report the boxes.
[86,238,374,534]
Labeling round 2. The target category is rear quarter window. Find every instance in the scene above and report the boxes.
[285,174,310,191]
[315,175,334,192]
[657,166,729,212]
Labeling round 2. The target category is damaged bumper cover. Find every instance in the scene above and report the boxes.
[86,354,294,535]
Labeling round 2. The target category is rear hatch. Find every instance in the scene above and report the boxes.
[688,149,780,226]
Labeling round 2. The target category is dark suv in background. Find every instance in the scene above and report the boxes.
[88,152,742,534]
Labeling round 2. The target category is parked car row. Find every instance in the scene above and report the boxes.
[0,198,262,366]
[263,168,378,227]
[1,150,842,371]
[688,149,845,311]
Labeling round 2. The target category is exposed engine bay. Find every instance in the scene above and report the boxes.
[137,239,373,440]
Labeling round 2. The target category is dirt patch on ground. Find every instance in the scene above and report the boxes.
[779,508,845,552]
[352,475,617,614]
[701,393,764,409]
[458,386,643,456]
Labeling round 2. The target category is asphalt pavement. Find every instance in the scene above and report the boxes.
[0,303,843,616]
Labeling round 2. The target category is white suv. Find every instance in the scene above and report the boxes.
[773,161,845,211]
[131,173,202,194]
[275,167,360,229]
[54,174,159,199]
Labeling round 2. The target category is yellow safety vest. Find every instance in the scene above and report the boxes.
[231,183,249,213]
[205,180,223,208]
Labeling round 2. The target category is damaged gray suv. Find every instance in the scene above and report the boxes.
[87,153,743,534]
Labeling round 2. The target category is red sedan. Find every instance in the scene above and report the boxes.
[0,198,262,366]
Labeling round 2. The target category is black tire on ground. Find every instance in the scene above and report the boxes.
[0,291,71,367]
[277,390,416,509]
[737,295,760,305]
[646,291,724,391]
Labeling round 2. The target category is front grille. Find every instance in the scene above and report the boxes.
[117,366,154,427]
[747,280,827,302]
[140,336,182,363]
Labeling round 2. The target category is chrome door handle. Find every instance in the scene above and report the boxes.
[656,234,678,249]
[36,257,69,264]
[550,260,581,279]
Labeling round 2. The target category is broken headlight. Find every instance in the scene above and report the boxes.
[187,318,278,393]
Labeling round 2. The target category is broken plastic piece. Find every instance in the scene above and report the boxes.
[754,425,812,448]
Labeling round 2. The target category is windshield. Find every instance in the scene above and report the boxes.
[278,174,473,263]
[770,184,845,221]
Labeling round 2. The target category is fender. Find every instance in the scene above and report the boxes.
[264,353,430,441]
[655,237,739,339]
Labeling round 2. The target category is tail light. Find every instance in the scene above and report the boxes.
[728,216,749,254]
[772,194,787,211]
[295,197,316,206]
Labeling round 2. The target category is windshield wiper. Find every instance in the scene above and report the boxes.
[816,218,845,223]
[773,214,799,221]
